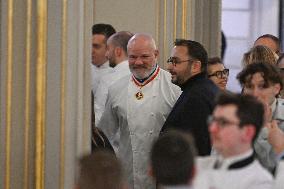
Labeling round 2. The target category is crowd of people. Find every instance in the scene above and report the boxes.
[76,23,284,189]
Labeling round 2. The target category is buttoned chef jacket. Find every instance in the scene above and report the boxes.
[98,67,181,189]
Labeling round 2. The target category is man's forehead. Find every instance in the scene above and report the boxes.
[172,45,188,56]
[93,34,107,43]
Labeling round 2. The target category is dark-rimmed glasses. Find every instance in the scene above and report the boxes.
[167,57,195,66]
[207,115,239,128]
[208,69,229,79]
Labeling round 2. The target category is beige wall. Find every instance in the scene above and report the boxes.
[94,0,222,68]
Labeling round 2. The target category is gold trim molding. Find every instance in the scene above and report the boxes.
[5,0,14,188]
[35,0,47,188]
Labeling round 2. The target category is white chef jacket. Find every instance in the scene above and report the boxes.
[274,160,284,189]
[94,60,130,125]
[98,67,181,189]
[193,150,273,189]
[91,61,113,95]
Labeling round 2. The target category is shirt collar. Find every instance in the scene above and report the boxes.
[216,149,254,170]
[180,72,207,91]
[113,60,129,71]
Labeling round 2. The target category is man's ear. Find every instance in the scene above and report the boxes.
[114,47,122,57]
[243,125,256,142]
[154,49,159,59]
[192,60,202,73]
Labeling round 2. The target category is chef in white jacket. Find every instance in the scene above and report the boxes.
[98,33,181,189]
[94,31,133,124]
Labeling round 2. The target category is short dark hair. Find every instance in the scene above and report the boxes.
[216,92,264,142]
[150,131,196,186]
[109,31,133,54]
[237,62,283,92]
[174,39,208,73]
[256,34,281,54]
[78,150,123,189]
[92,23,116,39]
[208,57,223,66]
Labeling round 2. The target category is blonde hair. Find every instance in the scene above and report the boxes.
[242,45,277,67]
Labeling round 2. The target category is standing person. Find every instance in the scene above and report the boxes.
[98,33,181,189]
[207,57,229,90]
[90,23,116,152]
[237,62,284,172]
[254,34,281,56]
[194,92,273,189]
[161,39,219,156]
[149,131,196,189]
[94,31,133,125]
[91,23,116,95]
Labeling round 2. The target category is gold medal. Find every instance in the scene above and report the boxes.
[135,91,144,100]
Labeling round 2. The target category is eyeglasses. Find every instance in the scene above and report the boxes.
[207,115,239,128]
[167,57,195,66]
[208,69,229,79]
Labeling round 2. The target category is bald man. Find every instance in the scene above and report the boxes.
[98,33,181,189]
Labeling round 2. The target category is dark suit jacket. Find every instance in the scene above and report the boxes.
[161,72,219,156]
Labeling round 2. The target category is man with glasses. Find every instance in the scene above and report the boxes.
[207,57,229,90]
[194,92,273,189]
[160,39,219,156]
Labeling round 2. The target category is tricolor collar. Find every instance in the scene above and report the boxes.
[132,66,160,87]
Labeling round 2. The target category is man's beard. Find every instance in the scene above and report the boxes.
[131,64,156,79]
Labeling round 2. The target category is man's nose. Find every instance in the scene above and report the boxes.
[134,57,144,65]
[208,122,219,133]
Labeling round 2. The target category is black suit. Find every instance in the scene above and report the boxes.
[161,72,219,156]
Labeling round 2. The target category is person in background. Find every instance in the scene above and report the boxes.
[91,23,116,152]
[149,131,196,189]
[75,150,128,189]
[94,31,133,125]
[207,57,229,90]
[242,45,277,67]
[254,34,281,56]
[194,92,273,189]
[91,23,116,95]
[161,39,219,156]
[98,33,181,189]
[237,62,284,172]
